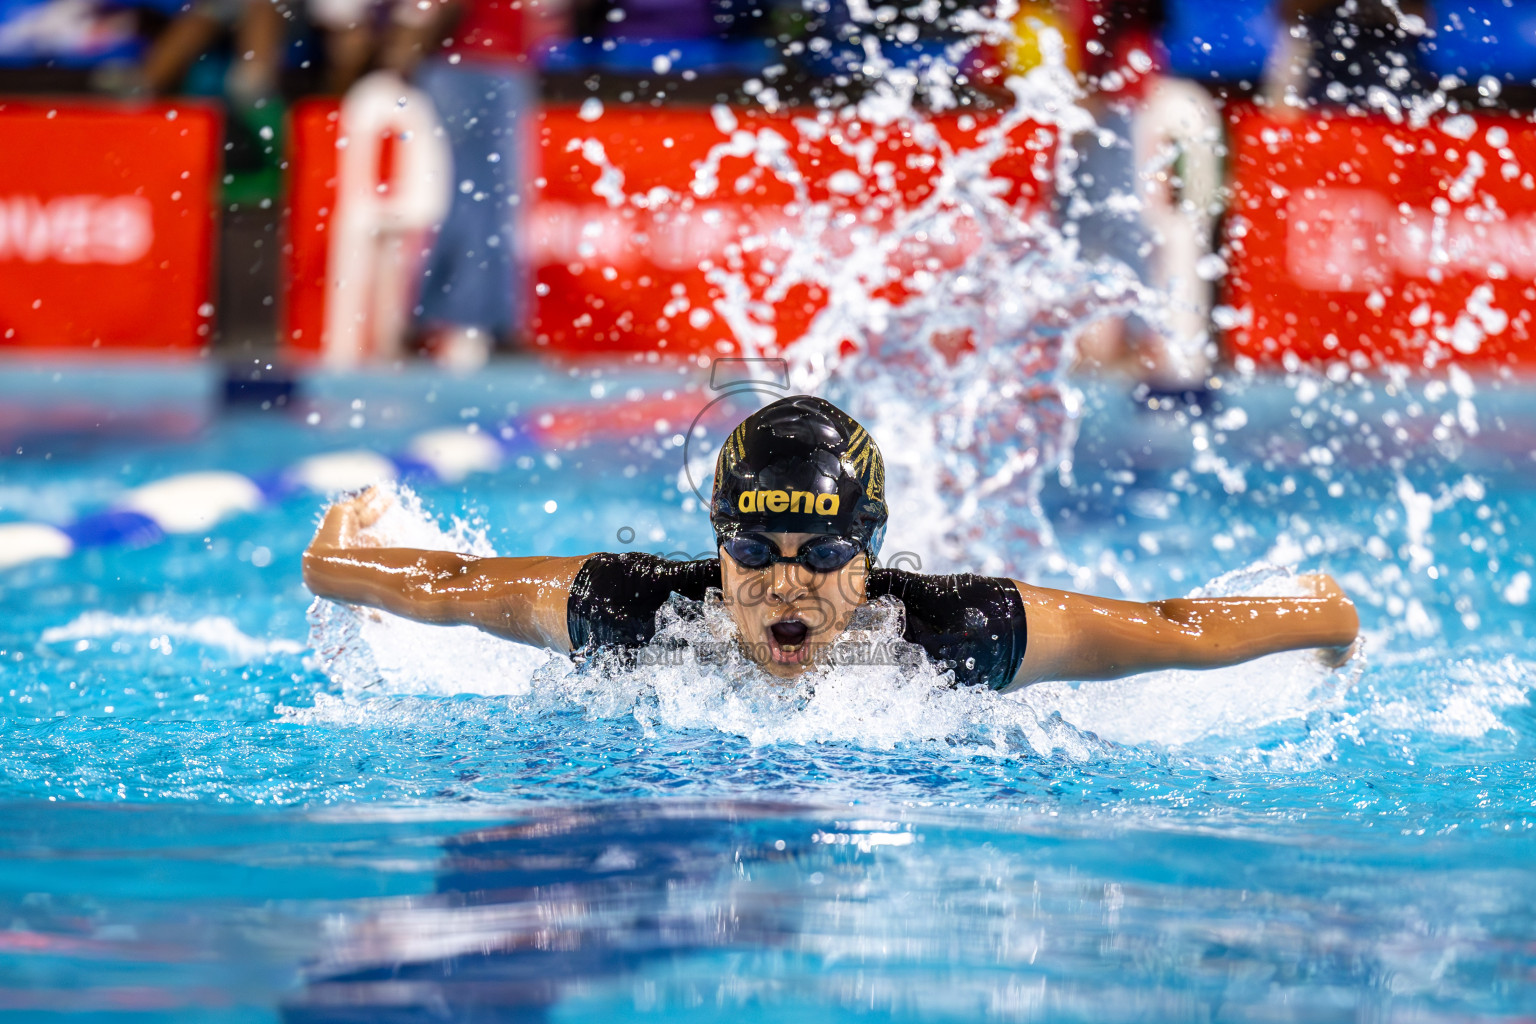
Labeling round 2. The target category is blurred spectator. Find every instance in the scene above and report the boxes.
[112,0,290,205]
[306,0,384,94]
[1057,0,1163,379]
[799,0,983,86]
[1008,0,1076,76]
[320,68,449,366]
[1263,0,1435,113]
[383,0,565,369]
[1029,0,1216,389]
[135,0,284,99]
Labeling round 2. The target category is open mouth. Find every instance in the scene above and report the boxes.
[767,619,810,662]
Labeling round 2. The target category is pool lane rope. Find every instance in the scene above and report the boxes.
[0,425,518,572]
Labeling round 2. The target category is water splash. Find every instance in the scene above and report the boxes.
[304,483,555,699]
[564,10,1160,580]
[300,493,1101,759]
[519,591,1101,759]
[40,612,302,662]
[298,490,1398,763]
[763,33,1142,578]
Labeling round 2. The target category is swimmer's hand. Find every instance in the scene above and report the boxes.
[1298,573,1360,667]
[307,486,391,554]
[1318,637,1362,669]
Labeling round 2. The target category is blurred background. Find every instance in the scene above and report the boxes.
[0,0,1532,378]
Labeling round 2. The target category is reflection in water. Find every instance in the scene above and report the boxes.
[283,802,812,1023]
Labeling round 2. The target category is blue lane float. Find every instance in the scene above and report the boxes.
[0,424,521,572]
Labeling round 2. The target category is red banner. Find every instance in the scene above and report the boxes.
[281,99,340,359]
[0,100,220,353]
[531,105,1054,355]
[282,101,1054,360]
[1224,105,1536,371]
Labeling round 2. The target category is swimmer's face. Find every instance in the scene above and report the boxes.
[718,530,868,678]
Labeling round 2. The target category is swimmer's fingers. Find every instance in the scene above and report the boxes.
[1318,636,1361,669]
[348,485,391,532]
[335,486,391,544]
[309,487,390,551]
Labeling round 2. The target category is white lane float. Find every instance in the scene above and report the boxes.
[405,428,504,484]
[119,472,266,535]
[290,450,401,494]
[0,523,74,570]
[0,423,512,572]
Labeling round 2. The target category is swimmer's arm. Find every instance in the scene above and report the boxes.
[1002,574,1359,689]
[300,491,586,650]
[303,546,588,650]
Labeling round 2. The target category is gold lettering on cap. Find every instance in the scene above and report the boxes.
[736,490,842,516]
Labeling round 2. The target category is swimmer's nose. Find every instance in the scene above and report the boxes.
[767,563,809,602]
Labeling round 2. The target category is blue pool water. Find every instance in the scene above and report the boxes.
[2,358,1534,1021]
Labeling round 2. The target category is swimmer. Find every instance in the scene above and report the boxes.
[303,396,1359,691]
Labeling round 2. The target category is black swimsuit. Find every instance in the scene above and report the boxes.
[566,552,1028,690]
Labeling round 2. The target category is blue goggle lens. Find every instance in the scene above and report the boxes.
[723,535,863,573]
[801,537,863,572]
[722,535,775,569]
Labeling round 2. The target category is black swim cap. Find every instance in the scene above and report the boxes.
[710,395,888,558]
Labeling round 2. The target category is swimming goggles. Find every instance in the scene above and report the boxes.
[721,533,865,573]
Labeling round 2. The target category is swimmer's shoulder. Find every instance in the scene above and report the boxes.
[572,551,721,592]
[866,566,1028,690]
[566,551,721,650]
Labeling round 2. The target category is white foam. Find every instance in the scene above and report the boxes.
[309,599,557,699]
[1365,655,1531,739]
[41,611,303,661]
[300,545,1526,763]
[1023,651,1342,748]
[518,593,1099,758]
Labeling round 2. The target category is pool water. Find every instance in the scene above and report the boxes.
[2,359,1534,1022]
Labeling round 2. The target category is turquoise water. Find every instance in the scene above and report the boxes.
[2,359,1534,1021]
